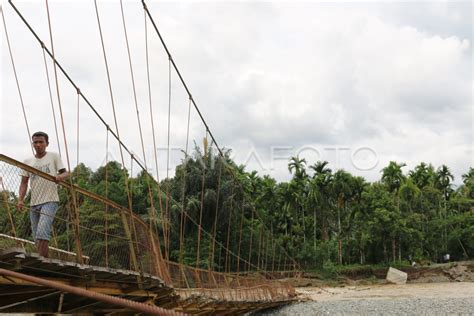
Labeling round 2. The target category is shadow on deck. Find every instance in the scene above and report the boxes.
[0,248,295,315]
[0,247,176,314]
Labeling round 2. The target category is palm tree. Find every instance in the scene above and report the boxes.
[309,161,332,247]
[333,170,353,264]
[461,168,474,185]
[435,165,454,251]
[381,161,406,194]
[381,161,406,262]
[409,162,435,189]
[288,156,307,179]
[349,176,367,263]
[287,157,308,244]
[461,168,474,199]
[435,165,454,201]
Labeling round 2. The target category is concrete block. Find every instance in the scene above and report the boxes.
[386,267,407,284]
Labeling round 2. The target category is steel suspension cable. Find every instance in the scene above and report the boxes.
[179,98,192,267]
[143,10,168,281]
[224,183,235,273]
[6,1,151,181]
[264,231,269,271]
[41,44,62,157]
[195,132,208,270]
[236,197,245,277]
[257,225,263,270]
[120,0,158,277]
[144,9,165,237]
[119,0,148,172]
[105,126,109,267]
[9,0,270,275]
[76,89,80,170]
[1,5,33,154]
[271,224,276,273]
[164,185,266,274]
[164,57,172,261]
[142,0,299,272]
[142,0,224,159]
[94,0,139,273]
[45,0,83,262]
[6,2,170,277]
[5,8,272,277]
[247,207,254,272]
[9,0,301,274]
[209,157,222,271]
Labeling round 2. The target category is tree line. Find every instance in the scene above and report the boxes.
[1,148,473,271]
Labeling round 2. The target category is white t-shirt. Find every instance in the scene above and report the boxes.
[21,152,65,206]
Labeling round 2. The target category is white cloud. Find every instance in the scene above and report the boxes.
[1,1,471,184]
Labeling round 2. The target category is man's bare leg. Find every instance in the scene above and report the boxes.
[37,239,49,258]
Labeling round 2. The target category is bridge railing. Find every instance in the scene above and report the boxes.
[0,154,168,281]
[0,154,295,301]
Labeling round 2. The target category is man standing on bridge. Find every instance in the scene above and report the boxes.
[17,131,69,258]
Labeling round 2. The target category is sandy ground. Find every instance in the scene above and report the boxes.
[297,281,474,301]
[253,283,474,315]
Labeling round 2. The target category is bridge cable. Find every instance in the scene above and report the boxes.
[0,268,187,316]
[1,5,33,155]
[195,131,208,272]
[271,224,276,273]
[10,0,301,276]
[209,156,223,271]
[164,57,173,261]
[119,0,148,173]
[257,223,263,271]
[120,0,153,278]
[224,183,235,274]
[41,45,62,157]
[105,126,109,267]
[246,205,254,272]
[142,0,301,271]
[93,0,142,274]
[236,197,245,279]
[178,97,192,280]
[164,184,268,274]
[144,10,166,262]
[5,1,143,184]
[45,0,84,263]
[76,89,80,170]
[9,1,152,191]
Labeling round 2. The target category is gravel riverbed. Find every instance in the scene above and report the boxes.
[258,297,474,315]
[254,282,474,315]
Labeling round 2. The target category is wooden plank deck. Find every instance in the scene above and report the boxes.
[0,247,176,314]
[0,248,295,315]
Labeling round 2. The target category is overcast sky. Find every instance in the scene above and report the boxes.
[1,0,472,184]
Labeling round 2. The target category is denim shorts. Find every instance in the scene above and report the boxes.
[30,202,59,241]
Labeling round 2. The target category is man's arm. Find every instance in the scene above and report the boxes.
[55,168,69,182]
[18,176,29,211]
[54,153,69,183]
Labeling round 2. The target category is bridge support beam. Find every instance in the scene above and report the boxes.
[0,268,186,316]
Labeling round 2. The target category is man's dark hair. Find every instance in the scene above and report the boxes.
[32,131,49,143]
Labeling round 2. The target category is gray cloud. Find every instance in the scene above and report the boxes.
[1,1,472,184]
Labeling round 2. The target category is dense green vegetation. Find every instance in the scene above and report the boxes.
[1,148,473,272]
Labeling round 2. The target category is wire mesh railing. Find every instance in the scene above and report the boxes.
[0,154,166,279]
[0,154,295,302]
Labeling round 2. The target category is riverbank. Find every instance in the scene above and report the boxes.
[254,282,474,315]
[253,261,474,315]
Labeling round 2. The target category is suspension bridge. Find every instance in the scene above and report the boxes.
[0,0,299,314]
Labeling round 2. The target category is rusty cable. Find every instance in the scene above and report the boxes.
[41,45,62,157]
[0,5,33,154]
[0,268,186,315]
